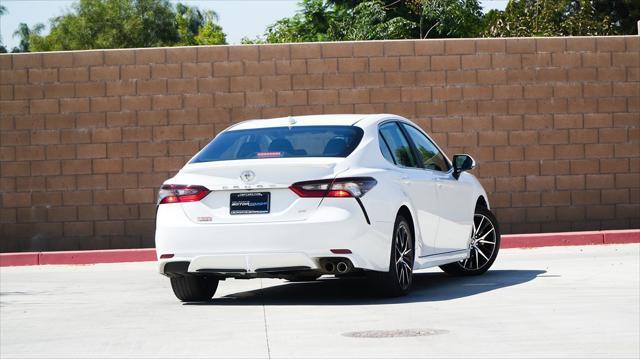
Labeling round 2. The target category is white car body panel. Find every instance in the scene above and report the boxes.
[155,114,489,275]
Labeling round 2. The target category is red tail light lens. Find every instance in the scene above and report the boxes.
[290,177,377,198]
[158,184,210,204]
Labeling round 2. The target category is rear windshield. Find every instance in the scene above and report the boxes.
[191,126,364,163]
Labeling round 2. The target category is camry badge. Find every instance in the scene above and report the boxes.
[240,170,256,183]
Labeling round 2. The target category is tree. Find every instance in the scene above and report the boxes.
[333,1,416,40]
[194,12,227,45]
[483,0,614,37]
[12,23,45,52]
[175,5,226,45]
[30,0,179,51]
[265,0,336,43]
[263,0,484,43]
[264,0,416,43]
[0,5,8,53]
[417,0,484,38]
[592,0,640,35]
[240,36,267,44]
[28,0,226,51]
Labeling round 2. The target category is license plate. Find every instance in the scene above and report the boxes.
[230,192,270,215]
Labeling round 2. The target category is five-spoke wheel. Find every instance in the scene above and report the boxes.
[394,221,414,291]
[370,214,415,297]
[440,206,501,276]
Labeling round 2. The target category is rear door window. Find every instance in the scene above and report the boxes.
[191,126,364,163]
[379,133,396,164]
[378,122,418,168]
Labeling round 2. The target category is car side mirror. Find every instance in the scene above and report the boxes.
[452,154,475,180]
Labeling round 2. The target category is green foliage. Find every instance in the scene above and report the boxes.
[265,0,420,43]
[484,0,615,37]
[335,1,416,40]
[7,0,636,52]
[240,36,267,45]
[265,0,335,43]
[264,0,634,42]
[13,23,45,52]
[592,0,640,35]
[419,0,483,38]
[0,5,7,52]
[194,16,227,45]
[25,0,226,52]
[175,5,226,45]
[263,0,486,43]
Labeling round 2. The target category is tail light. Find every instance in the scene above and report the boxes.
[158,184,210,204]
[289,177,377,198]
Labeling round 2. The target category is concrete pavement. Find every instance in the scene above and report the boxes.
[1,244,639,358]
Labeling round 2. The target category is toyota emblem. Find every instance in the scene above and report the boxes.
[240,170,256,183]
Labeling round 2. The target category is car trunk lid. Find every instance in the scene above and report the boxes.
[170,158,345,224]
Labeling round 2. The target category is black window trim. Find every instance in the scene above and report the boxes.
[378,119,454,175]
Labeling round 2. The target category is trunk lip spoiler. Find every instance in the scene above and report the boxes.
[223,116,366,133]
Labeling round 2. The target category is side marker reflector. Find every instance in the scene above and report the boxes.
[330,249,352,254]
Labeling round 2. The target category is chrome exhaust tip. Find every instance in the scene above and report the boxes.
[324,262,335,273]
[336,261,349,274]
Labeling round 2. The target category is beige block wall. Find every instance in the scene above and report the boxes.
[0,36,638,251]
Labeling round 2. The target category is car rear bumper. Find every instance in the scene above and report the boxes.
[155,198,394,274]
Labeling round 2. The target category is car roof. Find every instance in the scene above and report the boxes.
[226,114,393,131]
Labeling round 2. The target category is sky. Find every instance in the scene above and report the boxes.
[0,0,508,51]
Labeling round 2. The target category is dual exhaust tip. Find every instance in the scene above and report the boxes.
[323,261,350,274]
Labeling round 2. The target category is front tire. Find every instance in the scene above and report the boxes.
[369,214,414,297]
[440,206,500,276]
[170,275,219,302]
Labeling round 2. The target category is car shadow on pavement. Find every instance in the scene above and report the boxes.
[185,269,546,306]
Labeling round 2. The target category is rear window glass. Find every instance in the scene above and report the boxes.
[191,126,364,163]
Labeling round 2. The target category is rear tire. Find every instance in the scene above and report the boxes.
[170,275,219,302]
[440,206,500,276]
[369,214,414,297]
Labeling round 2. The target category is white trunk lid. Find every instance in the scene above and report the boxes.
[169,158,343,224]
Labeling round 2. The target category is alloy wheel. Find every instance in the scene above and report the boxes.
[394,222,413,289]
[461,213,497,271]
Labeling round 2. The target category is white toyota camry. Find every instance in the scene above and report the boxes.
[155,114,500,301]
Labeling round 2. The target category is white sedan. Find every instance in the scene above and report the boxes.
[155,114,500,301]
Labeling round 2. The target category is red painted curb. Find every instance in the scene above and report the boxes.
[0,252,39,267]
[501,231,605,249]
[603,230,640,244]
[38,248,157,265]
[0,230,638,267]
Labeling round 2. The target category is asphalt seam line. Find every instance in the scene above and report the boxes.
[260,279,272,359]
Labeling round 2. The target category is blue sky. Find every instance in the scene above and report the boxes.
[0,0,508,50]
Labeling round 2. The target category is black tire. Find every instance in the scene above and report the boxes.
[440,206,500,276]
[170,275,219,302]
[369,214,415,297]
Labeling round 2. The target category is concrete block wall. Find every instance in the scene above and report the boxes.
[0,36,638,251]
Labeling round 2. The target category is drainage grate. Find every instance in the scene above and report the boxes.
[342,328,448,338]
